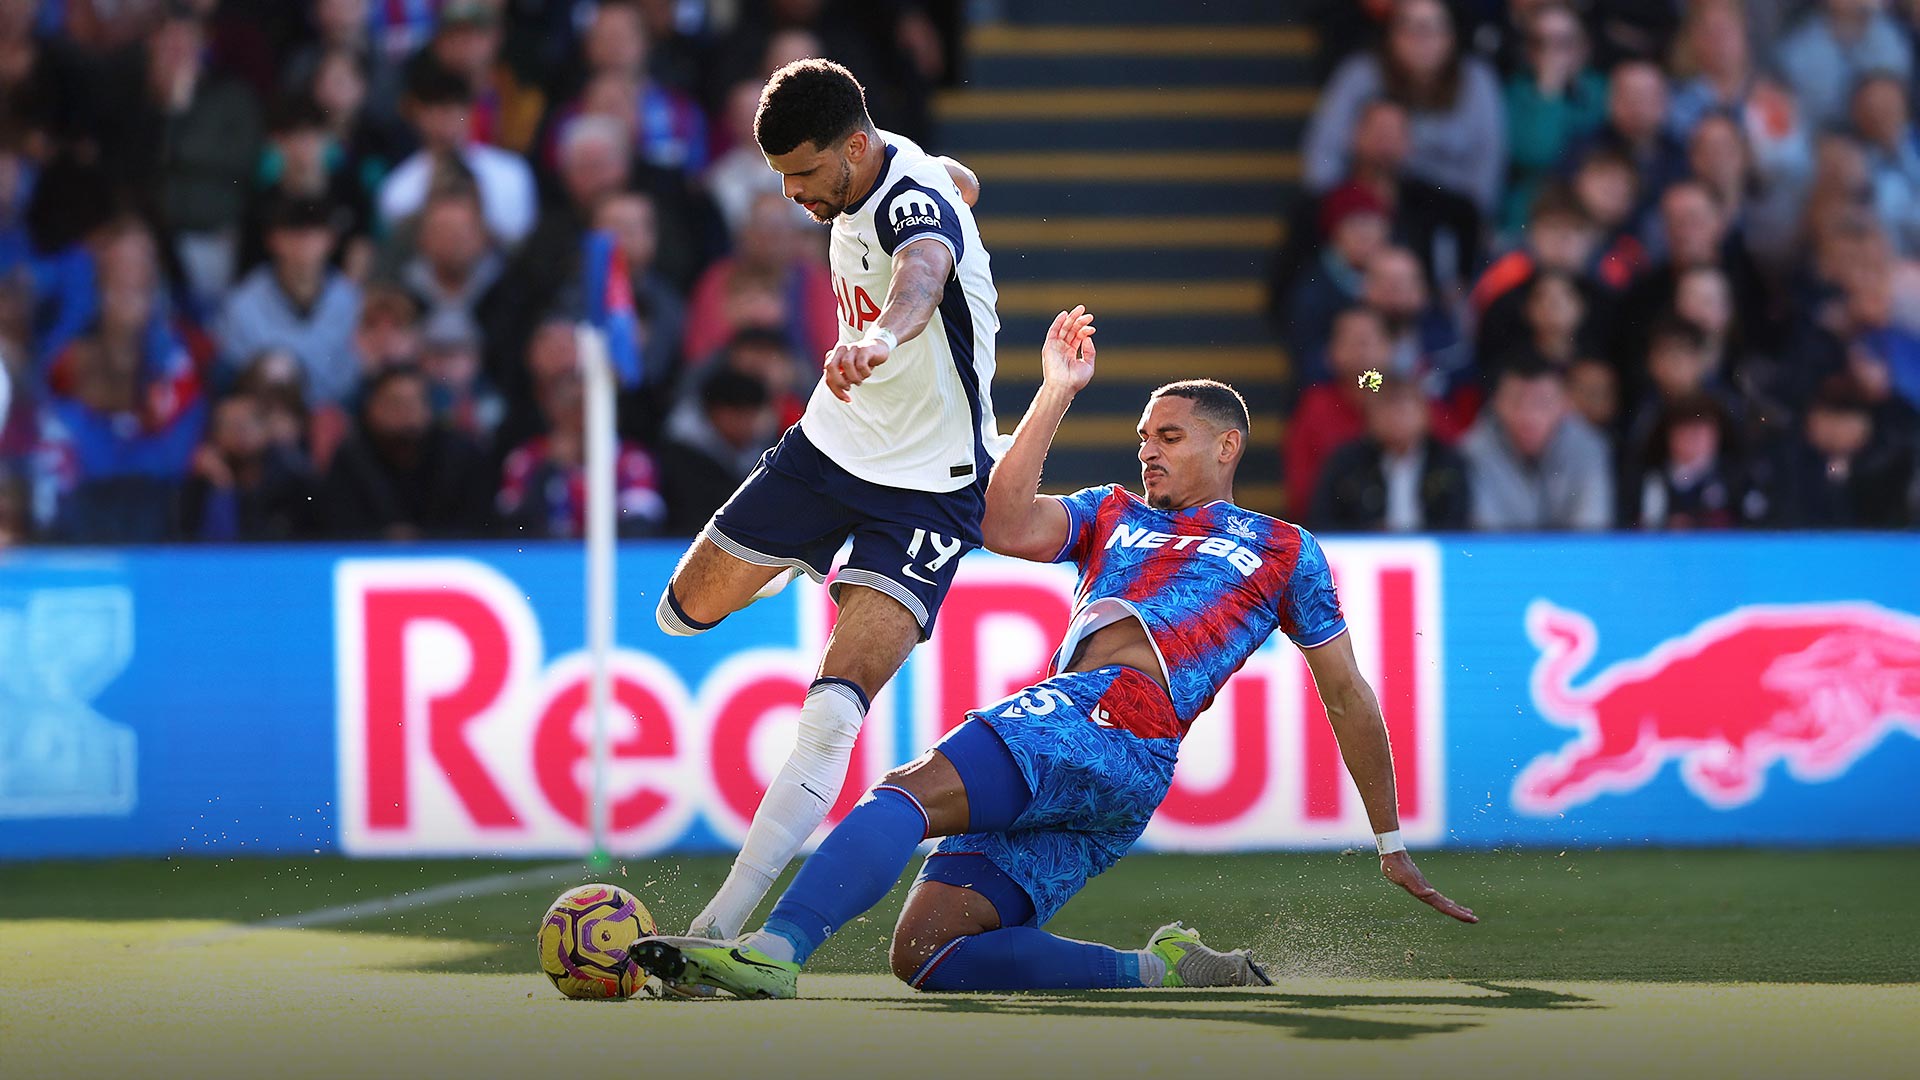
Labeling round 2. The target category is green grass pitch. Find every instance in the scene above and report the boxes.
[2,849,1915,1080]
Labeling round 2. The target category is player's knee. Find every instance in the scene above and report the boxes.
[795,677,870,755]
[889,926,957,986]
[655,587,721,637]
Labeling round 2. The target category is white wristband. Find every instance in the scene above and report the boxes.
[1374,830,1405,855]
[867,326,898,352]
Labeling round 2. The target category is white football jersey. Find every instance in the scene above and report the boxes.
[800,131,1002,493]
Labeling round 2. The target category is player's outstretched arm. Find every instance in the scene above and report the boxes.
[1300,632,1479,924]
[822,239,954,402]
[983,307,1096,561]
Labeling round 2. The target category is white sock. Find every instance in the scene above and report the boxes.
[692,680,867,937]
[1135,949,1167,987]
[742,929,796,964]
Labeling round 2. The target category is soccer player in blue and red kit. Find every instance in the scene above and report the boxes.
[634,307,1477,997]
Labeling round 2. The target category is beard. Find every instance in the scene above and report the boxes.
[806,160,856,222]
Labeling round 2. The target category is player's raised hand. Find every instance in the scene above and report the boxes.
[1040,306,1097,393]
[822,335,893,402]
[1381,850,1478,923]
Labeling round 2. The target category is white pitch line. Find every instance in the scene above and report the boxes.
[172,862,588,948]
[259,862,587,929]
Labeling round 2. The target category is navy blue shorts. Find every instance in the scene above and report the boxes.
[705,423,985,639]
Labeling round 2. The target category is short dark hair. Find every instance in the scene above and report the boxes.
[702,367,772,411]
[725,327,793,357]
[1648,314,1710,353]
[406,57,472,107]
[1499,352,1565,387]
[267,94,328,136]
[1529,181,1591,227]
[265,195,338,232]
[754,59,870,155]
[1150,379,1250,435]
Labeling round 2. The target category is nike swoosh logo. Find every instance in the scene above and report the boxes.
[900,562,937,585]
[799,782,828,803]
[730,948,787,972]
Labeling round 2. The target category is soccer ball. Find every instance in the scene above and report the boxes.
[537,883,657,1000]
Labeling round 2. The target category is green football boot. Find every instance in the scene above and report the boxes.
[1146,923,1272,988]
[629,936,800,1000]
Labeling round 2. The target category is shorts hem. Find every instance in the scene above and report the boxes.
[831,567,933,634]
[703,520,829,582]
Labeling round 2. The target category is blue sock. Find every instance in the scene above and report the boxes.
[761,785,928,966]
[909,927,1142,991]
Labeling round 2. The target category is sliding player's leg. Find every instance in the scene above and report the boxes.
[691,584,921,937]
[633,730,996,999]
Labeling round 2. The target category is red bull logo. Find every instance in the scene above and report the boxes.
[1515,600,1920,814]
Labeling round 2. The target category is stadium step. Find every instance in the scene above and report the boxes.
[942,9,1315,517]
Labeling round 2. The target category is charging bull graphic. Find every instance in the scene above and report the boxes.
[1514,600,1920,814]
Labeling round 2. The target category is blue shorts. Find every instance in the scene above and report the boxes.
[919,666,1181,927]
[706,423,984,639]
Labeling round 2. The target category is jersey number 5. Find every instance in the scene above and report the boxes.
[834,276,882,332]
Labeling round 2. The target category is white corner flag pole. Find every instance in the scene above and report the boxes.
[576,323,618,869]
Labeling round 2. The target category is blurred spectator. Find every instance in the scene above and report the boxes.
[240,95,376,278]
[1310,373,1471,532]
[1633,314,1746,430]
[1519,268,1594,368]
[715,0,936,142]
[307,44,409,202]
[1285,306,1394,515]
[1571,147,1652,288]
[230,346,338,469]
[218,197,363,407]
[1500,2,1607,231]
[406,0,544,156]
[391,187,505,328]
[708,326,808,431]
[1461,358,1614,529]
[419,308,501,444]
[92,6,262,304]
[497,366,664,539]
[593,190,686,441]
[1767,373,1915,526]
[1628,394,1760,529]
[0,0,97,148]
[708,78,784,235]
[1567,355,1622,433]
[1776,0,1913,131]
[1273,100,1481,320]
[1363,245,1471,414]
[548,0,707,176]
[177,392,315,541]
[1472,183,1606,369]
[1851,71,1920,254]
[1686,110,1809,275]
[1609,179,1771,395]
[1669,0,1751,133]
[1277,182,1389,370]
[1565,59,1687,240]
[684,191,835,366]
[377,58,536,247]
[353,282,423,372]
[658,365,776,536]
[37,237,208,541]
[283,0,403,124]
[319,363,492,539]
[1304,0,1508,214]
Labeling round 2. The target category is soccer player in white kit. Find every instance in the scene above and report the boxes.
[655,59,1017,940]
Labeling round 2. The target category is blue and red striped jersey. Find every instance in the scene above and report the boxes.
[1048,484,1346,732]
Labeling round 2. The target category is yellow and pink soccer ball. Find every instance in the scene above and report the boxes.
[537,884,656,1000]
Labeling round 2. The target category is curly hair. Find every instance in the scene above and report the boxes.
[754,59,871,156]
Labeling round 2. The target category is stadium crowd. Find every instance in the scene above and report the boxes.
[1281,0,1920,531]
[0,0,955,544]
[0,0,1914,546]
